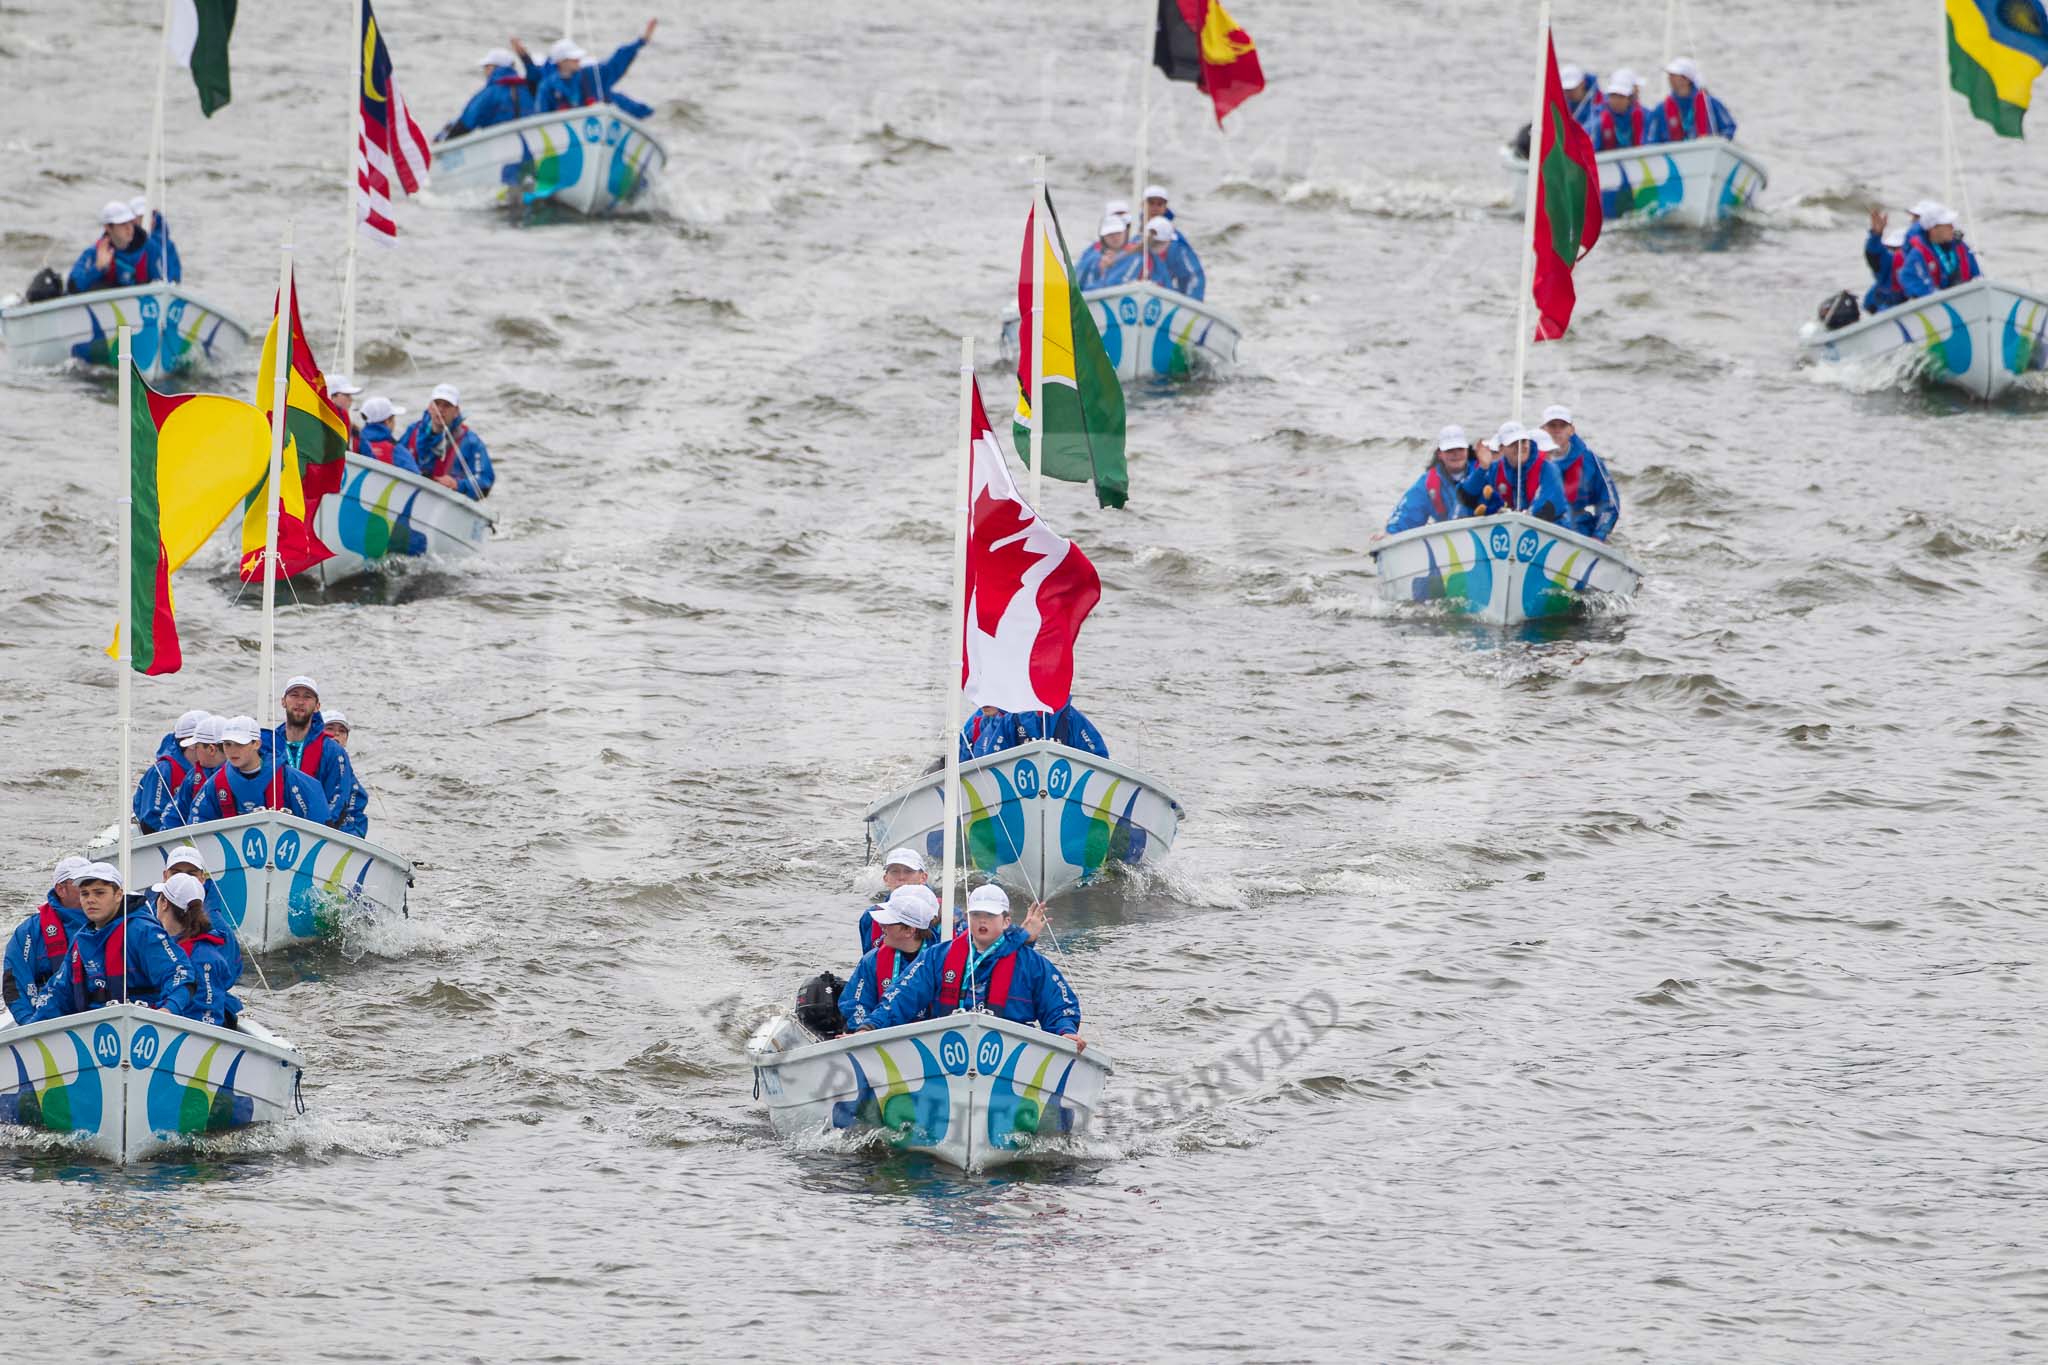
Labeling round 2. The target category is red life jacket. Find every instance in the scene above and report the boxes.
[365,434,398,465]
[98,235,155,289]
[1557,448,1586,505]
[71,921,128,1004]
[212,762,298,816]
[1900,234,1977,290]
[1425,466,1451,520]
[1659,88,1715,141]
[935,934,1018,1012]
[177,932,226,956]
[413,421,470,480]
[1596,102,1646,149]
[33,903,71,971]
[1495,454,1547,509]
[153,751,190,791]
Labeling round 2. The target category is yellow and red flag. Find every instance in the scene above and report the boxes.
[238,272,350,581]
[1154,0,1266,126]
[115,365,270,673]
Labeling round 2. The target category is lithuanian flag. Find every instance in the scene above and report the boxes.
[1949,0,2048,138]
[1013,191,1129,510]
[117,364,271,674]
[238,274,349,582]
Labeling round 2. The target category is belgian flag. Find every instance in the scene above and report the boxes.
[1154,0,1266,126]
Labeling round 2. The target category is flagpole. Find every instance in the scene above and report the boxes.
[1134,0,1151,286]
[117,327,135,922]
[1510,1,1550,444]
[1030,155,1048,511]
[563,0,576,41]
[1938,0,1958,210]
[260,236,294,732]
[1661,0,1678,66]
[943,336,974,943]
[146,0,173,238]
[341,0,364,401]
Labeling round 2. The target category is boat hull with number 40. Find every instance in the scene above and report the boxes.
[864,740,1184,901]
[747,1012,1110,1173]
[430,106,667,215]
[1503,136,1767,230]
[0,1004,304,1164]
[1801,277,2048,402]
[1372,510,1642,626]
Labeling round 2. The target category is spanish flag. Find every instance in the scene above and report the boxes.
[238,271,350,582]
[1949,0,2048,138]
[115,365,271,674]
[1154,0,1266,126]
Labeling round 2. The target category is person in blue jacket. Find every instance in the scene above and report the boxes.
[1384,426,1479,535]
[66,201,159,295]
[1075,217,1138,291]
[30,862,194,1023]
[354,397,422,473]
[1560,63,1603,121]
[132,709,210,834]
[1135,216,1205,300]
[152,845,241,987]
[838,886,941,1031]
[128,195,181,283]
[1898,207,1981,299]
[536,20,658,118]
[3,857,91,1024]
[1860,204,1926,315]
[959,702,1109,761]
[171,715,227,826]
[1537,406,1620,541]
[436,48,536,141]
[856,848,930,954]
[318,711,371,837]
[188,716,331,826]
[1645,58,1737,142]
[401,384,495,499]
[855,885,1084,1046]
[1459,423,1571,524]
[153,874,242,1028]
[263,676,369,836]
[1581,71,1649,150]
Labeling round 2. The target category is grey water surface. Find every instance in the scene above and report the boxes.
[3,0,2046,1360]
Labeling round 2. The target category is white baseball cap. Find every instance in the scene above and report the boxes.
[873,885,940,929]
[1098,214,1128,237]
[882,847,923,872]
[552,41,588,63]
[1602,69,1638,96]
[161,872,206,909]
[1143,183,1169,201]
[1930,206,1961,227]
[1436,425,1470,451]
[174,708,210,742]
[129,195,150,220]
[283,674,319,698]
[101,200,136,226]
[1665,57,1702,83]
[965,884,1011,917]
[1104,198,1132,217]
[1144,215,1177,241]
[1493,421,1528,447]
[481,47,517,68]
[1540,404,1573,426]
[1559,64,1585,89]
[1530,429,1559,453]
[163,845,205,871]
[326,376,364,397]
[324,710,350,731]
[53,855,92,885]
[192,715,225,746]
[219,716,262,745]
[1908,199,1943,220]
[429,382,461,407]
[359,396,403,423]
[77,861,125,888]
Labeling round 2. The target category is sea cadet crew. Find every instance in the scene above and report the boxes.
[1076,216,1139,291]
[857,848,931,954]
[128,193,181,282]
[172,714,228,825]
[838,886,942,1031]
[959,703,1109,761]
[1136,216,1206,299]
[437,48,537,141]
[1560,63,1603,120]
[133,709,210,833]
[1537,405,1620,541]
[1460,422,1570,524]
[1583,70,1649,150]
[399,384,495,498]
[155,845,240,985]
[264,675,368,836]
[535,20,658,118]
[3,856,91,1024]
[355,397,420,472]
[187,716,331,826]
[154,873,242,1028]
[30,862,194,1023]
[1646,57,1737,142]
[67,200,158,295]
[1898,206,1981,298]
[1384,426,1480,534]
[856,885,1084,1047]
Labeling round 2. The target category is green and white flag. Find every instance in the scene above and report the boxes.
[168,0,237,117]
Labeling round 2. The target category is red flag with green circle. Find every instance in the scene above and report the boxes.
[1531,30,1603,341]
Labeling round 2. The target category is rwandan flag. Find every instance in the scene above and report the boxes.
[238,273,350,582]
[1013,190,1129,510]
[1949,0,2048,137]
[115,365,271,673]
[1529,29,1603,341]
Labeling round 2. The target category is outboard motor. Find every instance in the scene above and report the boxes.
[25,268,62,304]
[1818,290,1860,332]
[794,971,845,1039]
[1512,122,1532,161]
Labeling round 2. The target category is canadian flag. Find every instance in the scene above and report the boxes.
[963,382,1100,712]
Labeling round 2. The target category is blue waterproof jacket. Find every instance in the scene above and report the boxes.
[358,418,422,474]
[142,213,181,283]
[4,894,86,1025]
[440,67,535,140]
[173,760,221,826]
[839,935,939,1030]
[66,232,157,294]
[1554,434,1620,541]
[863,926,1081,1035]
[1136,238,1206,300]
[263,712,367,835]
[1898,228,1982,299]
[1075,242,1140,291]
[1863,229,1906,313]
[959,704,1108,761]
[1580,100,1651,151]
[142,881,242,986]
[188,759,331,826]
[1566,81,1604,122]
[133,732,194,833]
[1645,90,1737,142]
[536,39,653,118]
[399,415,495,498]
[30,906,194,1022]
[1386,459,1477,534]
[1459,453,1572,524]
[175,934,243,1027]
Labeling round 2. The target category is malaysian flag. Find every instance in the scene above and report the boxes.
[355,0,431,241]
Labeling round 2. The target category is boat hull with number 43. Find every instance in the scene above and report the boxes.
[0,284,251,381]
[0,1004,303,1164]
[747,1012,1110,1173]
[1372,511,1642,626]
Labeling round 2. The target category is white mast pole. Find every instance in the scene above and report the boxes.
[146,0,173,232]
[1030,155,1048,511]
[259,238,295,732]
[1939,0,1958,209]
[117,328,135,923]
[1662,0,1678,66]
[564,0,576,41]
[1510,1,1550,447]
[1134,0,1151,284]
[341,0,363,405]
[943,336,974,943]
